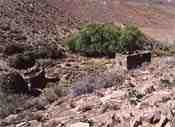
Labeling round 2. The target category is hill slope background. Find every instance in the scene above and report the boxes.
[1,0,175,44]
[47,0,175,41]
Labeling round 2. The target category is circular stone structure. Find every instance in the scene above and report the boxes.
[0,71,28,94]
[8,53,35,70]
[23,63,47,90]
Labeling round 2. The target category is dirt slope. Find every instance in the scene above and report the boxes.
[47,0,175,41]
[1,0,175,42]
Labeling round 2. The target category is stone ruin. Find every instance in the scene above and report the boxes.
[127,51,151,69]
[115,51,151,70]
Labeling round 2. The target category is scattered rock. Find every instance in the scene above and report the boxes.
[1,114,18,126]
[43,118,62,127]
[151,112,162,124]
[71,71,125,97]
[70,122,89,127]
[170,117,175,127]
[16,121,31,127]
[70,75,95,96]
[155,115,169,127]
[142,111,161,124]
[105,114,121,126]
[31,111,44,122]
[140,83,156,95]
[0,59,10,72]
[131,117,142,127]
[37,58,54,68]
[77,104,93,113]
[99,102,120,113]
[28,120,40,127]
[165,122,171,127]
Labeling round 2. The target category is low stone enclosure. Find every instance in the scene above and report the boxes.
[0,51,151,96]
[115,50,151,70]
[0,62,60,96]
[22,63,60,95]
[23,51,151,94]
[127,51,151,69]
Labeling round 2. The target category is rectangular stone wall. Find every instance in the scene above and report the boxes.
[127,51,151,70]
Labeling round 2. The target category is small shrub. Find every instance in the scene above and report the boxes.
[71,80,95,97]
[26,44,65,60]
[8,53,35,69]
[70,71,125,97]
[127,89,144,105]
[160,79,175,88]
[119,25,145,53]
[67,24,146,57]
[3,44,25,56]
[37,84,69,104]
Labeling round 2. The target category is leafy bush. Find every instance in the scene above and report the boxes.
[119,25,145,53]
[67,24,146,57]
[127,89,144,105]
[27,44,65,59]
[8,53,35,70]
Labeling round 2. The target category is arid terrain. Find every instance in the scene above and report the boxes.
[48,0,175,41]
[1,0,175,127]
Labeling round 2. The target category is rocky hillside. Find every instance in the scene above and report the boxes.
[48,0,175,41]
[1,56,175,127]
[1,0,175,127]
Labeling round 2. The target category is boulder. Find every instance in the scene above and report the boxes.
[142,111,161,124]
